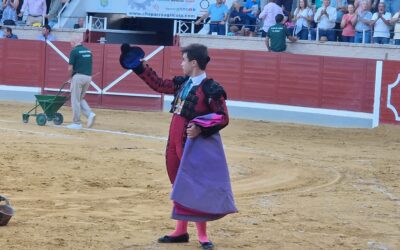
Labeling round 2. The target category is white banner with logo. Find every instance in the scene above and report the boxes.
[127,0,233,20]
[88,0,233,19]
[127,0,197,19]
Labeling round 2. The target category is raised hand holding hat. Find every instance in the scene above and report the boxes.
[119,43,145,74]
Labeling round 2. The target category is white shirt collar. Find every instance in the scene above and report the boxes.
[189,72,207,86]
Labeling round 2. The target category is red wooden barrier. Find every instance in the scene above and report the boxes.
[0,39,45,88]
[380,61,400,124]
[320,57,375,112]
[277,53,321,107]
[162,46,182,80]
[0,40,390,125]
[44,41,103,107]
[101,44,164,111]
[163,48,376,113]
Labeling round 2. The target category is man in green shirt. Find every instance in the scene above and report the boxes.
[265,14,298,52]
[67,38,96,129]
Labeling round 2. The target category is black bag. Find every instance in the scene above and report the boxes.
[3,19,16,25]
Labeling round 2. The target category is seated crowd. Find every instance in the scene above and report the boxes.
[0,0,84,40]
[1,0,399,45]
[197,0,400,45]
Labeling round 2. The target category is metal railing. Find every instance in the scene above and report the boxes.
[174,20,400,46]
[51,15,107,30]
[55,0,106,31]
[88,16,108,31]
[57,0,71,28]
[299,27,400,45]
[174,20,230,36]
[297,27,372,44]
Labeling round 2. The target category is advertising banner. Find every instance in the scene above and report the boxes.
[127,0,232,19]
[89,0,234,20]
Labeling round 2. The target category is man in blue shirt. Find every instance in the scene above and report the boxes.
[4,27,18,39]
[243,0,260,36]
[354,0,372,43]
[195,0,229,35]
[37,24,56,41]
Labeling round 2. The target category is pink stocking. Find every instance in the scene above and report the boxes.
[169,220,188,236]
[195,221,209,243]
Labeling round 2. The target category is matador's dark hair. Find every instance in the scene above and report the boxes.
[181,43,211,70]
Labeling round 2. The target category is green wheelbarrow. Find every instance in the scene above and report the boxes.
[22,82,69,126]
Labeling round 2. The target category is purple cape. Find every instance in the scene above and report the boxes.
[171,114,237,216]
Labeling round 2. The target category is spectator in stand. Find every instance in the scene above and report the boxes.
[282,5,295,35]
[354,0,372,11]
[265,14,297,52]
[354,0,372,43]
[1,0,19,25]
[371,2,392,44]
[46,0,64,28]
[37,24,56,41]
[391,8,400,45]
[292,0,313,40]
[314,0,337,41]
[309,3,318,32]
[341,4,356,42]
[74,17,85,29]
[330,0,348,42]
[243,0,260,37]
[19,0,47,26]
[315,0,323,9]
[229,1,247,35]
[286,0,294,12]
[195,0,228,35]
[384,0,400,15]
[0,25,4,38]
[259,0,283,37]
[370,0,379,12]
[4,27,17,39]
[276,0,294,12]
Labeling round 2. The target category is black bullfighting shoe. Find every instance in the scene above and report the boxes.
[157,233,189,243]
[200,241,214,250]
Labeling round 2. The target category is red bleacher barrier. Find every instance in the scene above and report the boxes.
[182,49,376,113]
[44,41,104,107]
[162,46,182,80]
[0,39,396,125]
[101,44,164,111]
[380,60,400,124]
[0,39,45,88]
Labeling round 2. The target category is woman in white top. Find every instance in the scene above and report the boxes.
[391,9,400,45]
[292,0,314,40]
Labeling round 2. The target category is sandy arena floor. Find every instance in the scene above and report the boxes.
[0,101,399,250]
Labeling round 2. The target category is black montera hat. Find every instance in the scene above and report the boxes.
[119,43,145,70]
